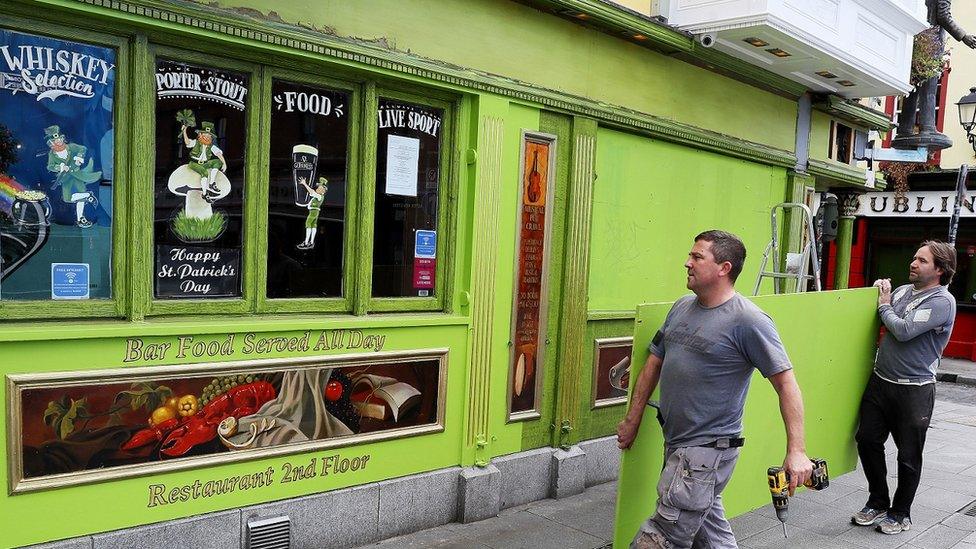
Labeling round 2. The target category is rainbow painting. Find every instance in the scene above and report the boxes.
[0,174,26,217]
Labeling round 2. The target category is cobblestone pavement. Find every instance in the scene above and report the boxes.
[361,391,976,549]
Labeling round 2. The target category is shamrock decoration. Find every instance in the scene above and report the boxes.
[176,109,196,128]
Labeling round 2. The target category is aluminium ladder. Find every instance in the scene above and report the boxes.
[752,202,822,295]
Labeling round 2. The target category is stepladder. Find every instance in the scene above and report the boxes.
[753,202,822,295]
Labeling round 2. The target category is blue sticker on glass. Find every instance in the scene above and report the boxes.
[415,230,436,259]
[51,263,90,300]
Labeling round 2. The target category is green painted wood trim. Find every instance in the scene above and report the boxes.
[242,64,268,313]
[0,313,472,343]
[814,96,894,132]
[354,82,378,316]
[555,116,598,448]
[255,67,360,313]
[465,108,505,465]
[251,65,272,313]
[834,214,855,289]
[129,34,153,321]
[145,45,258,316]
[20,0,800,169]
[525,0,693,54]
[447,97,473,316]
[807,158,881,191]
[782,171,815,270]
[0,16,130,320]
[364,88,456,312]
[586,310,637,321]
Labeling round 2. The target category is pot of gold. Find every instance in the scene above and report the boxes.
[12,189,51,227]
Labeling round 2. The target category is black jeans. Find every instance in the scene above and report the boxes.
[855,373,935,520]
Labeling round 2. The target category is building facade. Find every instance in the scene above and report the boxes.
[0,1,921,547]
[827,1,976,359]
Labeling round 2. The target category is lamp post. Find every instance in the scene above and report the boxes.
[958,87,976,152]
[950,88,976,245]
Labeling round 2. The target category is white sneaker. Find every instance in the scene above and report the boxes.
[876,516,911,535]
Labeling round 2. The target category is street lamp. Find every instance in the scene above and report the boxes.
[957,87,976,152]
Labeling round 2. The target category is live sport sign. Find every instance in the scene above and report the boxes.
[855,191,975,218]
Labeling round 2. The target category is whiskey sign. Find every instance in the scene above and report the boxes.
[509,132,555,417]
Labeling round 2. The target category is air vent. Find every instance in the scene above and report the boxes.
[246,515,291,549]
[961,500,976,517]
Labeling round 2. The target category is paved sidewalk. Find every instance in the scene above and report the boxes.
[939,357,976,386]
[361,395,976,549]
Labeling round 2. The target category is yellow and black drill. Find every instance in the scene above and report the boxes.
[767,458,829,538]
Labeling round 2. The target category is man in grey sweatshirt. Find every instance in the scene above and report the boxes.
[851,240,957,535]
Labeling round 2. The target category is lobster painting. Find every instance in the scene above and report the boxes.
[121,381,276,457]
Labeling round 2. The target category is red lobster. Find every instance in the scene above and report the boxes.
[121,381,277,457]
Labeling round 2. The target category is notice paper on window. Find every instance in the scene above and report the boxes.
[385,134,420,197]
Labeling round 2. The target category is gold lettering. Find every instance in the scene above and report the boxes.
[147,484,167,507]
[124,338,143,362]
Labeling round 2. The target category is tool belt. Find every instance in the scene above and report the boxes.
[698,437,745,449]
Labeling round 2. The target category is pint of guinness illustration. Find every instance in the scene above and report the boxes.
[292,144,319,206]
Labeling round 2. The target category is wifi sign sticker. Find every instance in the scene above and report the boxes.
[51,263,90,300]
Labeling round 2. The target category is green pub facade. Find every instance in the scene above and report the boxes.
[0,0,918,547]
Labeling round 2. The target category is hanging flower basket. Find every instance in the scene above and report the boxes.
[911,26,948,87]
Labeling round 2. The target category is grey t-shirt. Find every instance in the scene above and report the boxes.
[875,284,955,384]
[649,293,792,447]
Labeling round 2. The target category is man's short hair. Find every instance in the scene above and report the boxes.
[695,230,747,282]
[921,240,957,286]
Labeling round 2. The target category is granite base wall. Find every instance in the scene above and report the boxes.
[23,437,620,549]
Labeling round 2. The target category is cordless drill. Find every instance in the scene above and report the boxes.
[767,458,829,538]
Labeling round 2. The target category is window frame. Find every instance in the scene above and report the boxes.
[362,86,457,313]
[142,45,261,316]
[255,67,361,314]
[0,24,463,321]
[0,17,130,320]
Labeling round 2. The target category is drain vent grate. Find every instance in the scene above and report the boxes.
[960,500,976,517]
[246,515,291,549]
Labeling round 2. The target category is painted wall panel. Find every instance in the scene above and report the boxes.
[588,127,788,312]
[1,321,469,548]
[204,0,798,151]
[613,288,879,546]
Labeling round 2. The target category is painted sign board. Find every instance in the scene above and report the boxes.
[613,289,880,547]
[868,147,928,162]
[854,191,973,217]
[10,346,446,493]
[509,132,556,418]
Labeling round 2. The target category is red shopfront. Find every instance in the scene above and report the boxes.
[826,175,976,359]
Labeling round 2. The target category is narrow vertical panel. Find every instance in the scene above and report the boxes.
[129,35,153,320]
[556,120,597,441]
[465,115,504,448]
[508,132,557,419]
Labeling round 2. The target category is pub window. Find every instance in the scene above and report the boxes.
[266,79,350,299]
[372,99,444,298]
[0,29,116,302]
[153,60,248,300]
[829,120,853,164]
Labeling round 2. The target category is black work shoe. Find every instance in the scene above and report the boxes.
[851,507,887,526]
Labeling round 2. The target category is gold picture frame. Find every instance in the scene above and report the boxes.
[7,349,448,494]
[591,337,632,409]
